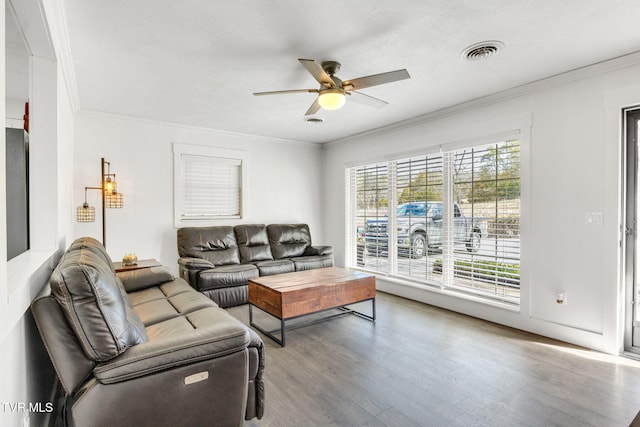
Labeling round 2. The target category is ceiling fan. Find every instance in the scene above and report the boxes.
[253,59,410,116]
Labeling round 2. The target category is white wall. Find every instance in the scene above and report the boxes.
[6,97,24,127]
[73,113,325,273]
[1,64,73,427]
[1,0,76,425]
[323,59,640,355]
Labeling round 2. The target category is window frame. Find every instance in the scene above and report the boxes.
[173,143,248,227]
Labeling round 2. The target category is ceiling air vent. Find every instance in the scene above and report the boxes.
[462,41,504,61]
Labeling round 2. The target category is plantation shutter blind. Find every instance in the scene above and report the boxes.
[395,153,445,282]
[181,154,242,219]
[346,168,356,266]
[355,162,390,273]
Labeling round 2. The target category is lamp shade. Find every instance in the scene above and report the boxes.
[77,203,96,222]
[105,192,123,209]
[318,89,346,110]
[104,177,117,194]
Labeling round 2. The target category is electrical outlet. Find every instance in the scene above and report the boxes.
[556,292,567,305]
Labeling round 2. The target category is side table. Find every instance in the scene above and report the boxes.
[113,259,162,273]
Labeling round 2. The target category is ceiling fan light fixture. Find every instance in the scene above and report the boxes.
[318,88,346,110]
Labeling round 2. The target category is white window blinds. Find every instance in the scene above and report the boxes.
[181,154,241,219]
[173,144,247,226]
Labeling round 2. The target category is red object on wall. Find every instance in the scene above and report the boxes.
[23,102,29,133]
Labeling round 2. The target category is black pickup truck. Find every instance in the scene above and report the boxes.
[364,202,488,258]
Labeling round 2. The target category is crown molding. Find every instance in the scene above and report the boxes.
[76,109,320,147]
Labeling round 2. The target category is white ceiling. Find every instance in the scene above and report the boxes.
[54,1,640,143]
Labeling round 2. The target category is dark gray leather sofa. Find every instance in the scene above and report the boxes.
[31,237,265,426]
[178,223,334,308]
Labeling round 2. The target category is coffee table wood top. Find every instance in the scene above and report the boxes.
[248,267,375,320]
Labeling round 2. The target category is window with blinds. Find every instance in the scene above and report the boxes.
[353,163,389,272]
[394,154,444,283]
[347,139,521,304]
[173,144,247,226]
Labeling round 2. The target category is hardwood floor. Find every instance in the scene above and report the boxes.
[227,291,640,427]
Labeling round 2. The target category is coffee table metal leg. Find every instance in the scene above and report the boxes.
[249,299,375,347]
[249,304,285,346]
[338,297,376,322]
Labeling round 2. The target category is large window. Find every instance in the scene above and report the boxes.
[348,139,521,303]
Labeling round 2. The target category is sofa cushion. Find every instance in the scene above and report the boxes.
[201,286,248,309]
[131,299,179,326]
[291,255,335,271]
[116,266,175,292]
[127,279,195,306]
[267,224,312,259]
[49,243,148,362]
[131,280,216,327]
[254,259,295,276]
[66,237,116,274]
[235,224,274,263]
[178,226,241,266]
[178,257,215,269]
[93,306,250,384]
[31,297,96,395]
[197,264,259,291]
[304,245,333,256]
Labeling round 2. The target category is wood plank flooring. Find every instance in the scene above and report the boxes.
[227,291,640,427]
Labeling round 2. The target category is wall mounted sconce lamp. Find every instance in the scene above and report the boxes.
[76,158,124,246]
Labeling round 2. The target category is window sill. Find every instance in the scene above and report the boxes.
[7,249,60,299]
[0,249,62,343]
[175,217,243,228]
[352,267,521,312]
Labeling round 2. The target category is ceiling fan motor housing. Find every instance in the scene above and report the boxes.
[321,61,341,76]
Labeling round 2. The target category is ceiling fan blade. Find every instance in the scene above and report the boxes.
[348,91,388,108]
[299,59,336,87]
[253,89,318,96]
[304,98,322,116]
[343,69,410,91]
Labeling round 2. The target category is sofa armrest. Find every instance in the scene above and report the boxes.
[178,257,215,270]
[248,329,265,378]
[117,266,175,292]
[93,308,249,384]
[304,245,333,256]
[246,328,265,420]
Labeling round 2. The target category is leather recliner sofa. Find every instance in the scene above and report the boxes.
[177,223,334,308]
[31,237,265,426]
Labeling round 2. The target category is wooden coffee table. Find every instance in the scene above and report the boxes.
[248,267,376,346]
